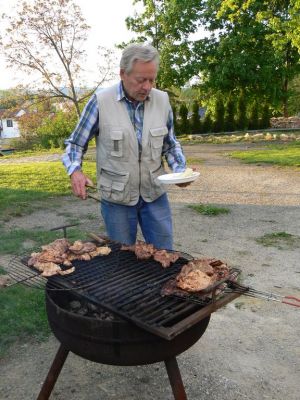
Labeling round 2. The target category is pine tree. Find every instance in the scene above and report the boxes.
[202,111,212,133]
[213,97,225,133]
[179,103,189,134]
[191,101,201,134]
[248,101,259,130]
[224,96,236,132]
[260,104,270,129]
[236,91,247,130]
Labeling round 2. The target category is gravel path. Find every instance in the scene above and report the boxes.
[0,143,299,400]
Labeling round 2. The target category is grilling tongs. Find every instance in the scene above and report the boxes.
[226,281,300,308]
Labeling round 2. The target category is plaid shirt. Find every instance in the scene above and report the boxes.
[62,82,186,175]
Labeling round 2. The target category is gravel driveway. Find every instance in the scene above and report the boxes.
[0,142,299,400]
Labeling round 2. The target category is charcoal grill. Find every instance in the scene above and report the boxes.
[34,243,242,400]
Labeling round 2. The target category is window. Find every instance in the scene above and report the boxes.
[7,120,13,127]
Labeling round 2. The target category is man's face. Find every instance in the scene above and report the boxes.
[120,60,157,102]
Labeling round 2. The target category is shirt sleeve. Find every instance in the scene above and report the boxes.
[62,94,99,175]
[162,107,187,173]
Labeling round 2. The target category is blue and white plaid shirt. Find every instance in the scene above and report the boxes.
[62,82,186,175]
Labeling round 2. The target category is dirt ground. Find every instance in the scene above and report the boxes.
[0,142,299,400]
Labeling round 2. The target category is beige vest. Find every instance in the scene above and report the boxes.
[95,84,170,205]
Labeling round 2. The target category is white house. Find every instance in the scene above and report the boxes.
[0,109,25,139]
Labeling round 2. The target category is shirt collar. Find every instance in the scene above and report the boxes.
[117,81,151,103]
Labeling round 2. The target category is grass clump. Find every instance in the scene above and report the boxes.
[0,285,50,358]
[188,204,230,216]
[256,231,300,250]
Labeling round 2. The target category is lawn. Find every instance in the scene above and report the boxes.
[230,142,300,167]
[0,161,97,220]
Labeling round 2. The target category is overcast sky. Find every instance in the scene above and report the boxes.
[0,0,139,89]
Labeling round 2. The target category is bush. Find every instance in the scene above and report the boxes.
[36,110,78,149]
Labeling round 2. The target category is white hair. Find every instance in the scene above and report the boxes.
[120,43,159,73]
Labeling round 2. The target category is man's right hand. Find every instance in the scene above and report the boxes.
[70,170,94,200]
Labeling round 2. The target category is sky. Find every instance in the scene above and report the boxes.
[0,0,139,89]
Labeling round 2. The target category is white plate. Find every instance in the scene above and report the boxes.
[157,171,200,185]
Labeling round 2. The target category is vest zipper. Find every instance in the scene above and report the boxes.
[138,142,142,194]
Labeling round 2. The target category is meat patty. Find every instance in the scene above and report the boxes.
[153,250,180,268]
[175,257,230,292]
[134,241,156,260]
[176,269,213,292]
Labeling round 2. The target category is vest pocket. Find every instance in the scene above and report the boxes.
[99,169,130,203]
[149,127,168,160]
[150,164,166,198]
[110,130,124,158]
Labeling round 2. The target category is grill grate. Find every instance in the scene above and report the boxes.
[42,244,242,339]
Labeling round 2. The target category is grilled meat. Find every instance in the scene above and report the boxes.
[153,250,180,268]
[121,241,181,268]
[175,258,230,292]
[176,269,213,292]
[28,239,111,277]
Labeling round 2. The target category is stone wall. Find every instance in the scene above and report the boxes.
[270,116,300,129]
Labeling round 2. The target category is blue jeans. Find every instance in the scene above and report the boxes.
[100,194,173,249]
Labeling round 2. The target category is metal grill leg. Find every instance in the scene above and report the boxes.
[37,345,69,400]
[164,357,188,400]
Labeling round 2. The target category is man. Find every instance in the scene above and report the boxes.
[62,43,189,249]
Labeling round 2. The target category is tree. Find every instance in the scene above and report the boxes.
[122,0,203,88]
[213,97,225,132]
[248,101,259,130]
[202,111,212,134]
[236,90,248,130]
[224,96,235,132]
[191,101,201,134]
[0,0,116,117]
[211,0,300,116]
[178,103,189,134]
[260,104,271,129]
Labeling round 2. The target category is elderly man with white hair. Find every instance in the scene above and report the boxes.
[62,43,190,250]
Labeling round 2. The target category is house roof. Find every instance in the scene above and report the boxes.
[0,108,25,119]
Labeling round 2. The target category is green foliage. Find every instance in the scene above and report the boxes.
[122,0,203,88]
[213,97,225,133]
[248,101,259,130]
[224,96,236,132]
[236,91,248,130]
[188,204,230,216]
[191,101,201,134]
[0,285,50,357]
[259,104,271,129]
[36,110,78,149]
[202,111,213,133]
[178,103,189,134]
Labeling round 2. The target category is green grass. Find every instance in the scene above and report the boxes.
[1,148,63,159]
[187,157,203,165]
[256,231,300,250]
[0,266,6,274]
[188,204,230,216]
[0,161,97,220]
[0,227,88,255]
[0,285,50,358]
[230,143,300,167]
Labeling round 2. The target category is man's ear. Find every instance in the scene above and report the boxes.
[120,69,125,80]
